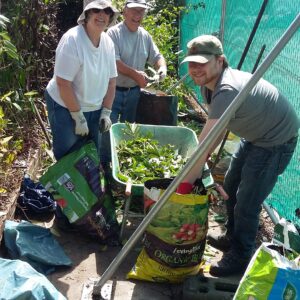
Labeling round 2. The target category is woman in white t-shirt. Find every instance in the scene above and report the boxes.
[45,0,119,160]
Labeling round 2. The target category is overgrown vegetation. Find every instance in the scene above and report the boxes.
[2,0,59,91]
[141,1,206,113]
[0,1,60,190]
[0,15,26,168]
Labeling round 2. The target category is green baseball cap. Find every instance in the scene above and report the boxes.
[181,35,223,64]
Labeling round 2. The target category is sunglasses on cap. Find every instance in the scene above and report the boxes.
[90,7,114,17]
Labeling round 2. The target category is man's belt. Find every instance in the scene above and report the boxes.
[116,86,139,91]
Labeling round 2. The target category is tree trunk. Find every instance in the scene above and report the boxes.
[183,94,207,123]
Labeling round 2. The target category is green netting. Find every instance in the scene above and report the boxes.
[179,0,300,227]
[179,0,222,91]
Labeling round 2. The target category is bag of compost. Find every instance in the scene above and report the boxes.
[40,142,119,244]
[127,178,209,283]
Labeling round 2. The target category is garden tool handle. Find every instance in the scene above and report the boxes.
[214,183,229,200]
[125,179,132,196]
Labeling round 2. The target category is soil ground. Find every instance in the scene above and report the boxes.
[44,208,243,300]
[0,181,274,299]
[0,198,272,300]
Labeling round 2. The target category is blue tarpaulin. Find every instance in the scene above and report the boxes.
[4,220,72,274]
[0,258,67,300]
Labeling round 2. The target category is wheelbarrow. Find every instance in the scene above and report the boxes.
[110,123,214,239]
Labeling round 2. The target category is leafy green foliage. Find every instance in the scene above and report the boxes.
[2,0,60,92]
[143,6,181,78]
[0,1,59,172]
[0,16,25,167]
[116,123,188,184]
[143,3,206,113]
[142,4,198,114]
[0,15,25,93]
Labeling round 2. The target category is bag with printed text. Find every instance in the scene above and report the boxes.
[234,242,300,300]
[127,178,209,283]
[40,142,119,244]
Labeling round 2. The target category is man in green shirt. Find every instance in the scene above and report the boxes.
[179,34,299,276]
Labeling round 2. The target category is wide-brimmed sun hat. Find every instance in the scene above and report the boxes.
[77,0,119,27]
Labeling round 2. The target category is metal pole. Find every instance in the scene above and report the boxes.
[263,202,280,225]
[237,0,269,70]
[166,73,189,94]
[211,0,269,169]
[190,92,208,115]
[210,130,230,171]
[252,44,266,73]
[219,0,227,44]
[211,43,266,170]
[93,13,300,296]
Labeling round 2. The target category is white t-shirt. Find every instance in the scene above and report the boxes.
[47,25,118,112]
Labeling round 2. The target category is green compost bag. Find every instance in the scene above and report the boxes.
[234,242,300,300]
[40,142,103,222]
[40,142,119,243]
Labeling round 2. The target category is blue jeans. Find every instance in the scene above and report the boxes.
[45,90,101,160]
[110,87,141,123]
[100,87,141,163]
[223,136,298,258]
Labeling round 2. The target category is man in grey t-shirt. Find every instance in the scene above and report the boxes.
[100,0,166,166]
[178,35,299,276]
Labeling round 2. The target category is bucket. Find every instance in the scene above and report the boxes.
[135,89,178,126]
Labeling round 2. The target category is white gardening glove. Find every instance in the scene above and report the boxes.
[99,107,112,133]
[70,110,89,136]
[157,65,167,81]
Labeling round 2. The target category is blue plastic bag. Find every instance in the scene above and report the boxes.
[18,174,56,215]
[4,220,72,274]
[0,258,66,300]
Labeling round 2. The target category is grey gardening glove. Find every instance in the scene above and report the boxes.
[99,107,112,133]
[70,110,89,136]
[157,65,167,81]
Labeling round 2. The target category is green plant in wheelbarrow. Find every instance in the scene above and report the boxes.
[116,123,188,184]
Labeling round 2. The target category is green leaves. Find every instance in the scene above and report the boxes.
[116,124,187,184]
[143,6,181,79]
[0,15,25,93]
[0,91,22,111]
[0,15,10,30]
[1,39,19,60]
